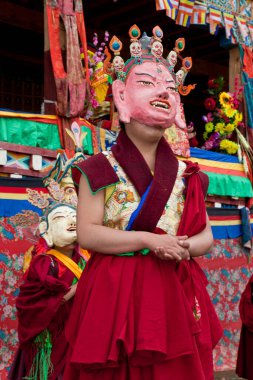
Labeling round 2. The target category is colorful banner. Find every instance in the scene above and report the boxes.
[0,177,47,378]
[156,0,252,46]
[176,0,195,26]
[236,16,251,43]
[166,3,179,20]
[157,0,180,19]
[209,7,222,34]
[188,147,253,198]
[207,208,253,239]
[191,4,207,25]
[223,12,235,40]
[156,0,165,9]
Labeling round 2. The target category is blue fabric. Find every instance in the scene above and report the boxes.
[190,147,240,163]
[126,182,152,231]
[241,71,253,129]
[241,207,252,246]
[211,225,242,239]
[0,199,43,217]
[211,224,253,239]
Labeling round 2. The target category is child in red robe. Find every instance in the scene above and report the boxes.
[8,203,89,380]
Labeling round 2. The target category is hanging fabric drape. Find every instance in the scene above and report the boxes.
[46,0,88,118]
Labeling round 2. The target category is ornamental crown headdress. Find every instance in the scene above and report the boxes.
[27,151,85,221]
[104,24,196,96]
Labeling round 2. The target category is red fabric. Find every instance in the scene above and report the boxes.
[177,161,222,378]
[12,249,82,380]
[239,265,253,330]
[178,161,207,238]
[242,45,253,79]
[72,152,119,192]
[46,3,86,118]
[114,134,179,233]
[154,160,223,379]
[236,324,253,380]
[64,134,220,380]
[64,254,206,380]
[236,274,253,378]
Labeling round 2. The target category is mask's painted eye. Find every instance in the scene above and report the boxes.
[167,87,178,93]
[137,81,154,86]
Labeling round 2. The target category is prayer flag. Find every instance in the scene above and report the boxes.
[176,0,195,27]
[223,12,235,39]
[236,16,251,44]
[191,4,207,25]
[156,0,166,10]
[160,0,179,20]
[209,8,222,35]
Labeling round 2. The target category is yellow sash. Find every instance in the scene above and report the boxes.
[47,249,83,279]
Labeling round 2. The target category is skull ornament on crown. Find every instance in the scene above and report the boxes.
[113,55,125,73]
[176,69,185,86]
[110,36,125,73]
[150,27,164,59]
[130,40,142,58]
[167,50,177,68]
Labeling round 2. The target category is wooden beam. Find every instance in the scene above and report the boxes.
[0,1,43,33]
[0,166,51,178]
[0,141,58,158]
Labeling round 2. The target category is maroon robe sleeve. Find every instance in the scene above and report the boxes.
[177,162,208,237]
[71,153,119,194]
[16,254,69,348]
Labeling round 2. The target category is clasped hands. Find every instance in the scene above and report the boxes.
[152,235,190,262]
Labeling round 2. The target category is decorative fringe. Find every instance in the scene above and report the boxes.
[23,329,53,380]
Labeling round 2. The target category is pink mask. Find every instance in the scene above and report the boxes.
[113,61,181,129]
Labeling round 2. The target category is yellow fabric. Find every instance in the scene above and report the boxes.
[210,220,241,226]
[105,184,116,203]
[182,156,245,172]
[23,246,34,273]
[0,193,29,200]
[79,248,91,261]
[0,110,57,120]
[47,249,83,279]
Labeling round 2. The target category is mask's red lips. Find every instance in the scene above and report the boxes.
[67,226,76,232]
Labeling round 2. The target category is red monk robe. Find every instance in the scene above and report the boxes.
[8,247,86,380]
[64,131,222,380]
[236,274,253,380]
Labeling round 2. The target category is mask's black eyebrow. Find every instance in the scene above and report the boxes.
[52,213,64,219]
[134,72,175,85]
[134,72,156,80]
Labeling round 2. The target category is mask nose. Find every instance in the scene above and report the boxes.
[156,80,170,99]
[157,87,169,100]
[69,214,76,224]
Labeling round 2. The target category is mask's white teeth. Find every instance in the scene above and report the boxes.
[151,101,169,109]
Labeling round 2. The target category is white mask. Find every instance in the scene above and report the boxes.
[40,205,77,248]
